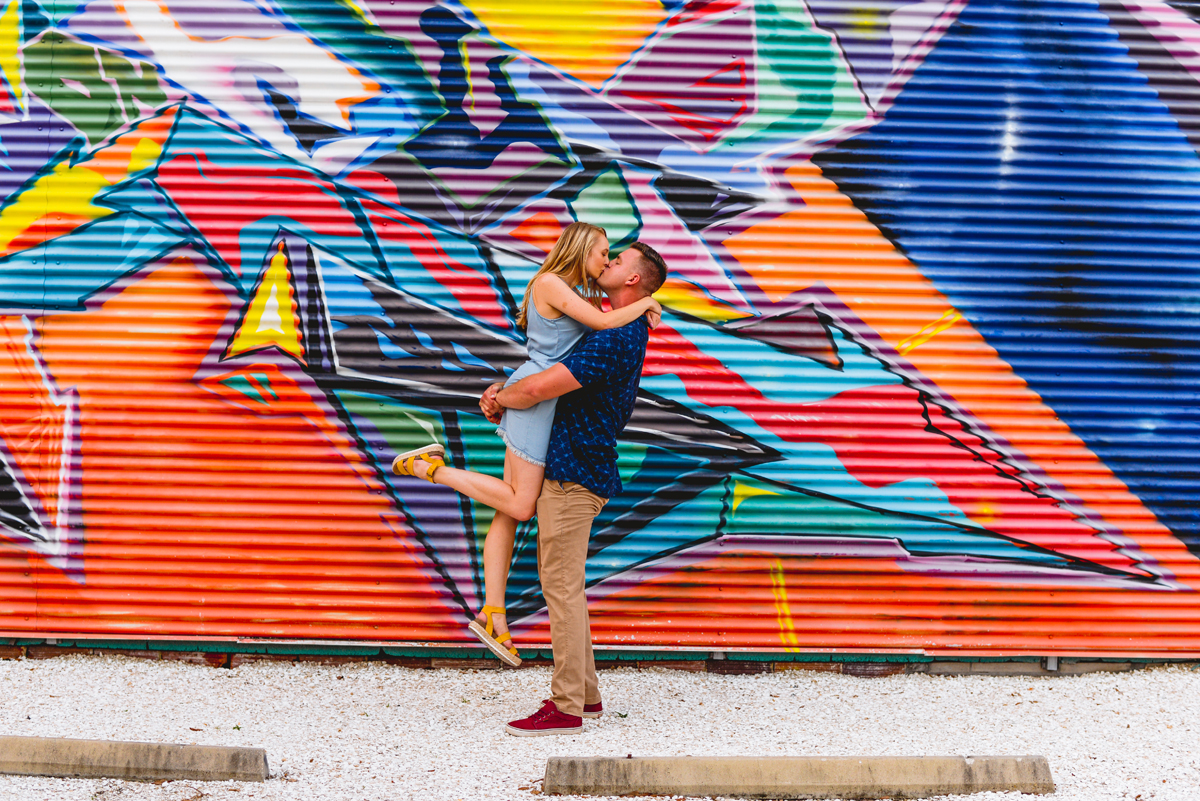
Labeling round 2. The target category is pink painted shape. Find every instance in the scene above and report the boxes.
[623,168,753,312]
[1120,1,1200,83]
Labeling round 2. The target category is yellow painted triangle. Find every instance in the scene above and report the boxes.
[224,241,306,364]
[732,480,779,515]
[462,0,666,87]
[0,0,22,112]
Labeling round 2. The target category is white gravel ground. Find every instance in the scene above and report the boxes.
[0,655,1196,801]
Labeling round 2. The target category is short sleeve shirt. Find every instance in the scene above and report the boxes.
[544,318,649,498]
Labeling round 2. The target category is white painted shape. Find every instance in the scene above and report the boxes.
[258,282,285,334]
[115,0,379,162]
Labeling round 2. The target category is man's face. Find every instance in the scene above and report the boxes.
[597,249,640,294]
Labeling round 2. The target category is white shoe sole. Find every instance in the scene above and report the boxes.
[467,619,522,667]
[391,444,445,475]
[505,724,582,737]
[579,711,601,719]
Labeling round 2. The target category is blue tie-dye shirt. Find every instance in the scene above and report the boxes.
[544,318,649,498]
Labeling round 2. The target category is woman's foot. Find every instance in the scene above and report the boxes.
[475,611,512,645]
[392,445,445,483]
[412,457,437,483]
[468,606,522,667]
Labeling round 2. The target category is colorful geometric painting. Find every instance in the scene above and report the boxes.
[0,0,1197,655]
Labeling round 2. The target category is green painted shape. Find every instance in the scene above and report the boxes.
[615,441,648,489]
[336,391,447,456]
[221,374,269,405]
[156,641,248,653]
[37,0,77,24]
[727,0,866,152]
[568,167,641,249]
[272,0,440,131]
[59,640,149,650]
[723,474,918,540]
[24,32,167,146]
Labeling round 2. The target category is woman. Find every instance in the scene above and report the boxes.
[392,222,661,665]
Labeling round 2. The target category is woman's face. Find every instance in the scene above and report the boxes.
[583,235,610,282]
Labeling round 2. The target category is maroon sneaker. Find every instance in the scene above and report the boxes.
[539,698,602,719]
[505,700,582,737]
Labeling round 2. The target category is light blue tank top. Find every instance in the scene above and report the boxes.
[523,294,590,368]
[495,294,591,467]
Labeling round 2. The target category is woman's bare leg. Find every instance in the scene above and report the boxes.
[413,447,544,522]
[413,449,545,644]
[475,456,520,645]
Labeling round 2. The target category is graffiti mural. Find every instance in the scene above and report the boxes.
[0,0,1197,653]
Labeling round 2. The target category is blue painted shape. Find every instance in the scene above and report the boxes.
[0,213,184,311]
[374,328,409,360]
[812,0,1200,550]
[97,177,190,236]
[319,253,390,323]
[664,313,897,409]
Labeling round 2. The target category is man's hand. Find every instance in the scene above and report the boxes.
[480,382,504,423]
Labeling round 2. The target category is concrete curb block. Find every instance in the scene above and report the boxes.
[0,736,269,782]
[544,755,1054,799]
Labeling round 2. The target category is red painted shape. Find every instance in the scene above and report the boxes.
[360,198,512,331]
[668,0,742,27]
[508,210,564,254]
[156,152,364,277]
[643,322,1136,571]
[619,59,750,141]
[24,255,462,639]
[517,549,1190,652]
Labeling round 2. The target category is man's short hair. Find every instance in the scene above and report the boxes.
[629,241,667,296]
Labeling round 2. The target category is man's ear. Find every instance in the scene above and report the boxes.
[625,271,642,288]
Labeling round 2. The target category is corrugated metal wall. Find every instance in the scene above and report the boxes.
[0,0,1198,655]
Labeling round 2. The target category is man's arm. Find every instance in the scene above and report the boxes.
[494,363,582,410]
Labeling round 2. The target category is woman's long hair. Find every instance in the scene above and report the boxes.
[516,221,607,329]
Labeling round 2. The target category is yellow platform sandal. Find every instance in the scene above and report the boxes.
[468,606,522,667]
[391,444,445,483]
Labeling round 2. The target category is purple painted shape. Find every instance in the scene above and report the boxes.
[336,403,483,618]
[807,1,905,110]
[0,101,78,206]
[64,0,163,55]
[359,0,451,84]
[604,6,756,151]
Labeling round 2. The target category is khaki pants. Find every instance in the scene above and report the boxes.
[537,479,607,717]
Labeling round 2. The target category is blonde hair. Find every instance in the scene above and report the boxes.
[516,221,607,329]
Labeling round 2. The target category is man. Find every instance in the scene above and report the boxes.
[481,241,668,736]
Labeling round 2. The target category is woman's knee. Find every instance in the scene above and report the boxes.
[512,500,538,522]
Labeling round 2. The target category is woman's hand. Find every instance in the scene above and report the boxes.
[643,298,662,329]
